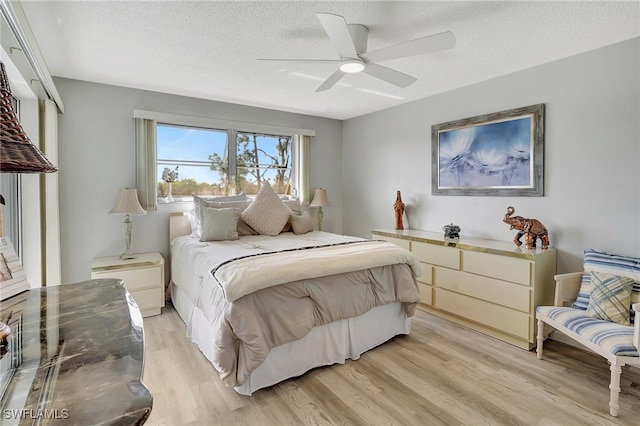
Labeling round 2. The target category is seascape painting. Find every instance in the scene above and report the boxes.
[431,104,544,196]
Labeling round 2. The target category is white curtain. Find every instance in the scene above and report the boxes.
[294,134,311,204]
[42,98,61,286]
[135,118,157,210]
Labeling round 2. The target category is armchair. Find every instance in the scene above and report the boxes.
[536,250,640,417]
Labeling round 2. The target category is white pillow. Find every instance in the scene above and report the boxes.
[241,183,292,236]
[283,199,302,215]
[191,193,248,237]
[290,212,314,234]
[200,207,241,241]
[281,198,302,232]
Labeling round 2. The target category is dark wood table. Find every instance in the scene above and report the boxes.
[0,279,152,425]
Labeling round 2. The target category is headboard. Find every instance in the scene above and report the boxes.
[169,212,192,243]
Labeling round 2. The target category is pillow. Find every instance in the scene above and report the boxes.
[586,271,634,325]
[283,199,302,216]
[191,193,249,237]
[200,207,241,241]
[241,183,292,236]
[201,199,257,236]
[281,198,302,232]
[573,249,640,311]
[290,212,314,235]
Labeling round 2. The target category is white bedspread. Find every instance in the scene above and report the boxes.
[211,234,423,302]
[170,231,423,387]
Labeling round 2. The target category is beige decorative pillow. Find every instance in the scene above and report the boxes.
[192,193,248,237]
[200,207,241,241]
[586,271,634,325]
[290,212,314,234]
[281,198,302,232]
[241,183,292,236]
[201,199,256,235]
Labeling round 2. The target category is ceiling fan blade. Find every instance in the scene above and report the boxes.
[315,70,345,92]
[362,63,417,88]
[361,31,455,63]
[316,13,358,59]
[257,58,340,63]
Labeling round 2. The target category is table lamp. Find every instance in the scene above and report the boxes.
[309,188,330,231]
[110,188,146,259]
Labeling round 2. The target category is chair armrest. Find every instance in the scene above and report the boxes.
[554,272,583,307]
[633,303,640,351]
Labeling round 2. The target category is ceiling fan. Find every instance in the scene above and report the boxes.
[259,13,456,92]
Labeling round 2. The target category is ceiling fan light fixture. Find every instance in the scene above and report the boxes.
[339,59,365,73]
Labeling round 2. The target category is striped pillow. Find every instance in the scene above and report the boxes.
[573,250,640,322]
[586,271,634,325]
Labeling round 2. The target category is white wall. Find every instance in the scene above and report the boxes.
[343,38,640,273]
[54,78,343,283]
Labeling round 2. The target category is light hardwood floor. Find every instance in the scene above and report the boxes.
[142,305,640,425]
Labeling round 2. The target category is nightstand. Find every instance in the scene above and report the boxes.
[91,252,165,317]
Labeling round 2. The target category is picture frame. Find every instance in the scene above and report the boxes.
[0,237,29,301]
[431,103,544,196]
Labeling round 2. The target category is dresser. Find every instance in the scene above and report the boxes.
[372,229,557,350]
[0,279,152,424]
[91,252,165,317]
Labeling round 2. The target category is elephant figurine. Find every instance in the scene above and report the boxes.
[503,206,549,250]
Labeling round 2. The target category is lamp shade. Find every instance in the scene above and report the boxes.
[0,62,57,174]
[309,188,330,207]
[110,188,147,215]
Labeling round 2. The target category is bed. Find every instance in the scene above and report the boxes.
[168,187,422,395]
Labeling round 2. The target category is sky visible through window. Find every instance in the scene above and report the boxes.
[157,124,291,192]
[157,124,227,185]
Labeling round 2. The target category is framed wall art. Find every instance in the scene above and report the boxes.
[431,103,544,196]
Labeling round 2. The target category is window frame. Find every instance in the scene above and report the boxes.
[134,110,314,210]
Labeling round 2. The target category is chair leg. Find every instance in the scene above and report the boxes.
[536,317,545,359]
[609,362,622,417]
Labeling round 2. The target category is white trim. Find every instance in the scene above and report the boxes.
[132,109,316,137]
[42,99,61,286]
[0,0,64,112]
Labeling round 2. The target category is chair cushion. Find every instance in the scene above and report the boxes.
[586,271,634,325]
[537,306,638,356]
[573,250,640,323]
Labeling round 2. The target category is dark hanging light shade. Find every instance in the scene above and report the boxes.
[0,61,57,173]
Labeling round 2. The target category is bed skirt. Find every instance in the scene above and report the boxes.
[170,281,411,395]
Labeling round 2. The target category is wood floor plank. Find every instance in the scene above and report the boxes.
[142,305,640,425]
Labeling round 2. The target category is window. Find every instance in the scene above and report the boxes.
[0,95,22,257]
[156,125,293,202]
[134,111,314,210]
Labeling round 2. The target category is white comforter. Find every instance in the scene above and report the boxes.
[172,231,423,303]
[171,231,423,387]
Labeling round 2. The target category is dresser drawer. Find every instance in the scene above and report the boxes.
[411,242,460,269]
[92,266,162,291]
[463,251,531,286]
[434,288,530,340]
[417,282,433,306]
[416,263,433,285]
[436,268,530,312]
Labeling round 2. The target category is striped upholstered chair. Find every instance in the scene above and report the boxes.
[536,249,640,417]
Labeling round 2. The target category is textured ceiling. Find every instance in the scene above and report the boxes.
[20,1,640,120]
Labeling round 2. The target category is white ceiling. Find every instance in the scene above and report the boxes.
[20,1,640,120]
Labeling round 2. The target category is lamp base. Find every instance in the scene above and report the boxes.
[120,214,137,260]
[317,207,324,231]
